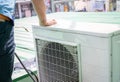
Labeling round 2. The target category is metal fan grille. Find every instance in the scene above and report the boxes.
[36,39,79,82]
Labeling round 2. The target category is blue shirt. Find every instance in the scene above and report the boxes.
[0,0,15,21]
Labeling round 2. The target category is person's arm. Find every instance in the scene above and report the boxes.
[31,0,56,26]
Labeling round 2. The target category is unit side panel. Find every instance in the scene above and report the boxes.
[112,35,120,82]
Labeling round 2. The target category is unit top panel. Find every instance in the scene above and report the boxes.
[37,19,120,37]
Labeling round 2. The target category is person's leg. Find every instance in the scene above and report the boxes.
[0,21,15,82]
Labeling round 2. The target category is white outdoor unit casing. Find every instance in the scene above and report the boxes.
[32,20,120,82]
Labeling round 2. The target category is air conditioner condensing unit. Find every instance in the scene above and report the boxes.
[32,20,120,82]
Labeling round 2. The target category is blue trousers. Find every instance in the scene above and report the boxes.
[0,21,15,82]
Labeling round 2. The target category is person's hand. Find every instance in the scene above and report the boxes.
[40,19,56,26]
